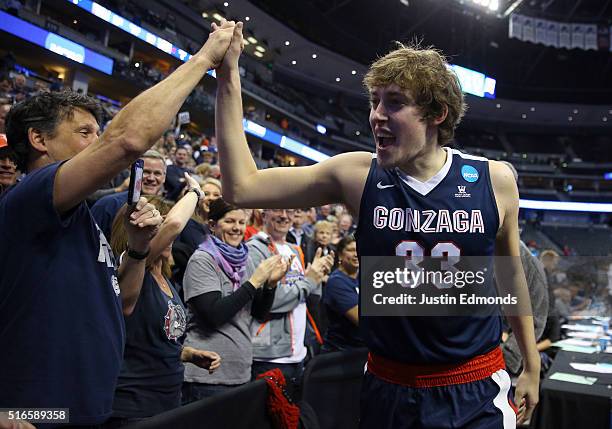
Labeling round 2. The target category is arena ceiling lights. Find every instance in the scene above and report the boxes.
[68,0,192,62]
[470,0,500,12]
[452,0,526,17]
[200,8,268,59]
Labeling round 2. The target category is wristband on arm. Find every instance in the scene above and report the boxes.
[126,246,150,260]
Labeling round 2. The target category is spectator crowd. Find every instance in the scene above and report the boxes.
[0,60,364,428]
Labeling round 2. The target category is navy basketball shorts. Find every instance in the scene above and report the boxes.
[360,347,517,429]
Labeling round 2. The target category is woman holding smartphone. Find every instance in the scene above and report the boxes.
[107,173,221,427]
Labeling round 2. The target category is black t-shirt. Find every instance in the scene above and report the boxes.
[113,271,186,418]
[0,162,125,426]
[177,218,209,251]
[165,165,190,201]
[172,219,209,290]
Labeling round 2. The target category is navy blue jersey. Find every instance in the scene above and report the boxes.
[90,191,128,239]
[357,148,501,364]
[0,162,125,426]
[323,269,364,351]
[113,271,186,418]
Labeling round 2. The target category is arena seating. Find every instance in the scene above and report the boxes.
[125,380,272,429]
[541,225,612,256]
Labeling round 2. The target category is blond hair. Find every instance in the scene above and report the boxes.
[540,250,560,261]
[202,177,222,191]
[314,220,334,234]
[191,177,222,224]
[194,162,211,178]
[363,42,466,145]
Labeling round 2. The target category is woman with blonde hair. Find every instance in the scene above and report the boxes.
[107,174,221,427]
[302,220,336,265]
[201,178,222,217]
[178,177,222,244]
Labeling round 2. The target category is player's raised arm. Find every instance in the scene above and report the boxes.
[214,23,370,212]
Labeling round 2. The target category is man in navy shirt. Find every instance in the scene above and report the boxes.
[0,22,237,428]
[165,146,192,201]
[91,149,167,239]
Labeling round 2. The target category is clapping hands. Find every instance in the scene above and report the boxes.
[305,247,335,284]
[249,254,291,289]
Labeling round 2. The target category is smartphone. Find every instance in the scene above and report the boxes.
[127,159,144,206]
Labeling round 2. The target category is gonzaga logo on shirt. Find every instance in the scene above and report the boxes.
[283,264,304,286]
[279,247,305,286]
[461,165,479,183]
[95,224,120,296]
[164,301,187,341]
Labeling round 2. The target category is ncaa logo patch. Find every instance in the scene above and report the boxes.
[461,165,479,183]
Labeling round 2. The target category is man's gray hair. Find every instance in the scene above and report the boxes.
[142,149,167,169]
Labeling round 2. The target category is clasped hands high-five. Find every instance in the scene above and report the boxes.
[196,19,244,74]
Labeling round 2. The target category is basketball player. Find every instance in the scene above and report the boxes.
[214,22,539,428]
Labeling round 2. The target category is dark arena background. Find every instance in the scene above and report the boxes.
[0,0,611,428]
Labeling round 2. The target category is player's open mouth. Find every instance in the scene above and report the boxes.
[377,136,395,149]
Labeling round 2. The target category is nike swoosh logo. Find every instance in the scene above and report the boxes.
[377,181,395,189]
